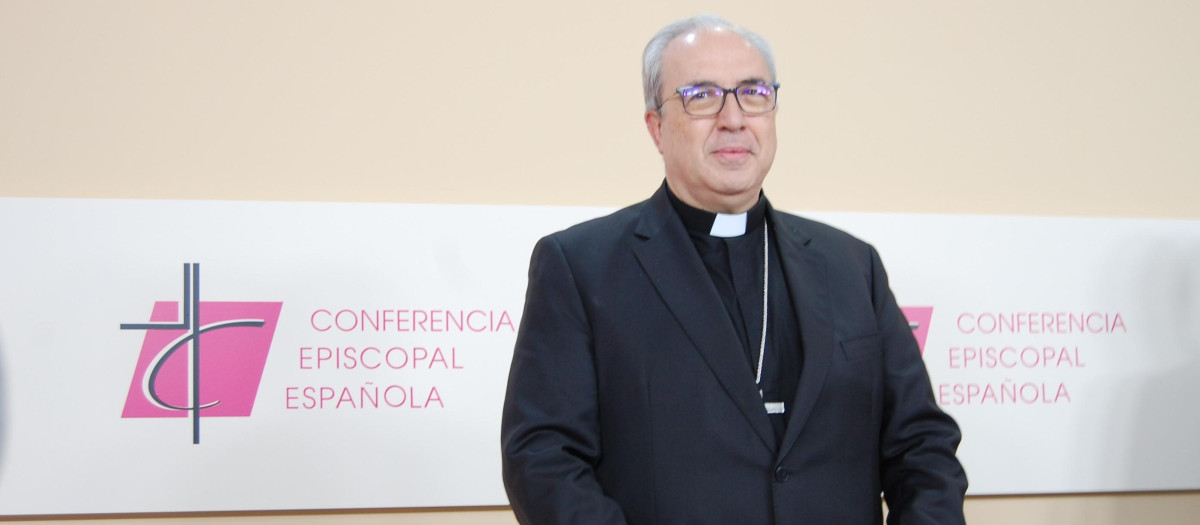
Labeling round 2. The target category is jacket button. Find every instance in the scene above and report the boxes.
[774,467,790,482]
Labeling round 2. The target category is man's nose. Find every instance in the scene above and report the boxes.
[715,93,746,129]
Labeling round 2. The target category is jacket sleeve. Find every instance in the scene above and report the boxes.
[869,246,969,525]
[500,236,628,525]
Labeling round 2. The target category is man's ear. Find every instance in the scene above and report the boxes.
[645,110,665,154]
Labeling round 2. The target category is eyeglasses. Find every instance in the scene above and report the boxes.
[659,82,781,117]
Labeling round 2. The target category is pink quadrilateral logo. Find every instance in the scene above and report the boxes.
[900,306,934,356]
[120,264,281,443]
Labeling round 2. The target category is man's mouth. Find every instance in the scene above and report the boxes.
[712,147,753,161]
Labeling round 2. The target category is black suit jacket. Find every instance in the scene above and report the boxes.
[502,186,967,524]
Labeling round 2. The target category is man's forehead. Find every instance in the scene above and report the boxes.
[661,29,768,84]
[665,27,755,54]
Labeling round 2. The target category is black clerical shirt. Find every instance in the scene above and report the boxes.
[665,185,802,444]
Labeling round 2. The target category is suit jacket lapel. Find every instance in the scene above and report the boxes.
[769,208,837,459]
[632,187,777,453]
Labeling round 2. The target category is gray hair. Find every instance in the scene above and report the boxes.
[642,14,777,112]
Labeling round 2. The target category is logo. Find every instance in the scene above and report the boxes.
[120,263,282,444]
[901,306,934,356]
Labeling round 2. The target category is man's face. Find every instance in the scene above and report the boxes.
[646,28,777,214]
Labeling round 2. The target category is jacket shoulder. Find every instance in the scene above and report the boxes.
[542,199,647,249]
[772,210,873,253]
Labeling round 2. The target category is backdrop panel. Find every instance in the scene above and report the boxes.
[0,198,1196,515]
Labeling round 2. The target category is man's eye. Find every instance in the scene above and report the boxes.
[686,87,723,100]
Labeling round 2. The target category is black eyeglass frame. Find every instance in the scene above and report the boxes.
[657,82,781,117]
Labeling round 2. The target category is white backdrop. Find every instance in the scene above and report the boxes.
[0,198,1197,515]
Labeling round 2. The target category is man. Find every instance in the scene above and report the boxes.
[501,14,967,525]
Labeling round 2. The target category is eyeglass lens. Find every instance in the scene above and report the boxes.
[679,83,776,116]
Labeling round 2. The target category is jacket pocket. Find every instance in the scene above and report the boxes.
[840,333,883,360]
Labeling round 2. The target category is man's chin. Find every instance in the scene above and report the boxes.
[709,170,766,193]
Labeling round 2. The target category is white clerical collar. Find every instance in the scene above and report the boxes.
[709,212,748,237]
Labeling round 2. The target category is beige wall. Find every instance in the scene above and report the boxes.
[2,1,1197,523]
